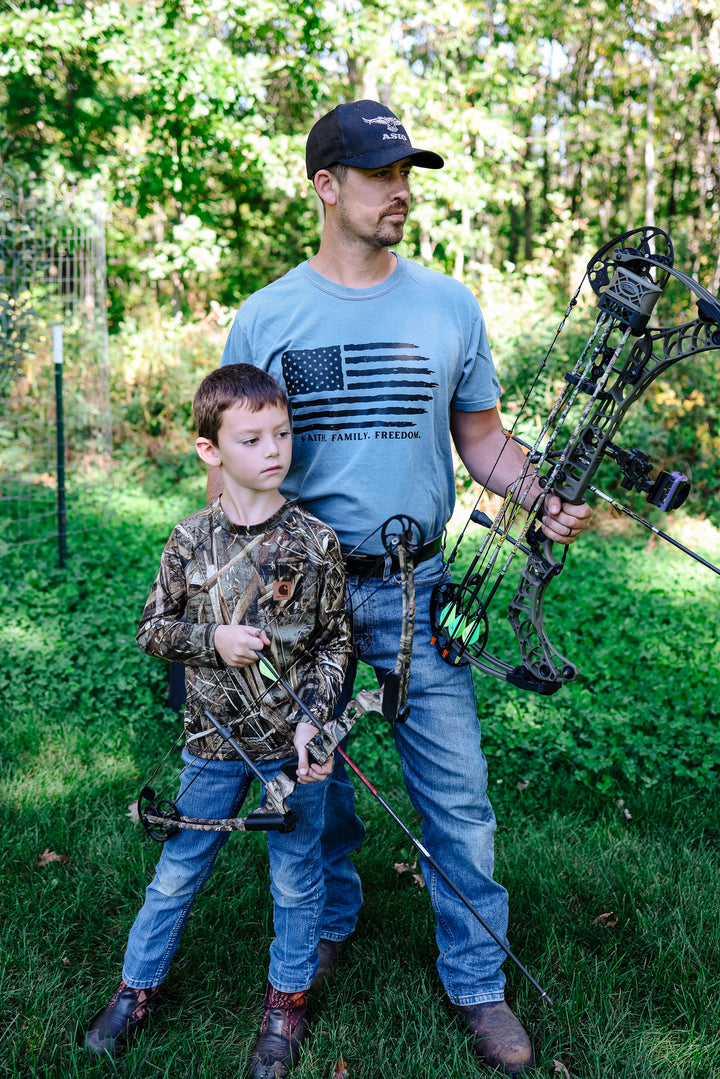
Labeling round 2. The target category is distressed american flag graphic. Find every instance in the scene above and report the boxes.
[281,341,438,434]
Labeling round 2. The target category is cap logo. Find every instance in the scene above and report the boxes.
[362,115,408,145]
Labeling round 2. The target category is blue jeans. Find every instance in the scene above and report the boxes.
[123,748,361,993]
[321,553,509,1005]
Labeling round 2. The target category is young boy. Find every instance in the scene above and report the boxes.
[83,364,351,1079]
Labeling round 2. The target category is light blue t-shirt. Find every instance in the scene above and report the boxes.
[221,255,501,553]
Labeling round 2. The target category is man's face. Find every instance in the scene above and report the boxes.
[334,159,413,250]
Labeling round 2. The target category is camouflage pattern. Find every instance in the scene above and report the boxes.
[136,498,350,761]
[305,687,386,766]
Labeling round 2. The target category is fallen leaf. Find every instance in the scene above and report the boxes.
[38,849,69,868]
[553,1061,571,1078]
[332,1059,349,1078]
[516,779,530,790]
[393,858,425,889]
[592,911,619,929]
[127,801,141,823]
[62,957,70,967]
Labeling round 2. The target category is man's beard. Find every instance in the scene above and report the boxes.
[337,200,407,250]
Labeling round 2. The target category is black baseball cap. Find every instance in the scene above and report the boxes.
[306,100,444,179]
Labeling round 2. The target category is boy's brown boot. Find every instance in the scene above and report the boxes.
[248,983,309,1079]
[83,981,159,1057]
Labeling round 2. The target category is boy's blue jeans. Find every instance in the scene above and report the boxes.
[122,747,363,993]
[319,553,510,1005]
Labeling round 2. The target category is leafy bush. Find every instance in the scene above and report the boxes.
[109,305,233,478]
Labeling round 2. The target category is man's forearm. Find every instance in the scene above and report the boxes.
[456,422,542,509]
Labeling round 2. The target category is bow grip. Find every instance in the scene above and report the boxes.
[532,511,567,577]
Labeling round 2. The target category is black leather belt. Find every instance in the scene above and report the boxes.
[342,538,442,578]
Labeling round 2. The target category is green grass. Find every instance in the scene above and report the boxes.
[1,480,719,1078]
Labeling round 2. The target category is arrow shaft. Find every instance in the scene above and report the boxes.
[588,484,720,576]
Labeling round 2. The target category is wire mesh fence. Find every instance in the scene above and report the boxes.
[0,174,112,565]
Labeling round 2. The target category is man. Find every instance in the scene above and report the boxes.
[212,99,591,1076]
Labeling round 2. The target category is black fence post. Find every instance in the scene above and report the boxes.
[53,324,67,567]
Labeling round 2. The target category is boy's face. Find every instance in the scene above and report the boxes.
[197,401,292,493]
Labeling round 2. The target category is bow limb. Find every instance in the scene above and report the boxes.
[138,772,298,841]
[540,247,720,526]
[374,523,419,724]
[138,709,299,842]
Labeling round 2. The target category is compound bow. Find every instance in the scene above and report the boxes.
[431,226,720,693]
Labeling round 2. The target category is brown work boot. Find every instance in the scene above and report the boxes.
[83,981,160,1057]
[247,983,309,1079]
[454,1000,534,1075]
[309,938,346,992]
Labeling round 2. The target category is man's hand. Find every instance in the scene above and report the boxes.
[540,494,592,545]
[213,625,270,667]
[294,721,333,784]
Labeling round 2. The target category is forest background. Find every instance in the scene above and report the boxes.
[2,2,720,1078]
[3,0,720,512]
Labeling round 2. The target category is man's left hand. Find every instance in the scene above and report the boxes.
[540,494,592,545]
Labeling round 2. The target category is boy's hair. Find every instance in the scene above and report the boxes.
[193,364,288,444]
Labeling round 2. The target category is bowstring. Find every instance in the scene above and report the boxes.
[445,273,588,570]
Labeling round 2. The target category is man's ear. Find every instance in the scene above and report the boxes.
[313,169,339,207]
[196,436,221,467]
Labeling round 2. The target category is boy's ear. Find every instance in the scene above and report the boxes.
[195,436,221,467]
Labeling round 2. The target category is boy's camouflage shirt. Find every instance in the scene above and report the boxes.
[136,498,350,761]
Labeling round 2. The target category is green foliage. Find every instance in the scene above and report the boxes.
[109,306,231,480]
[3,1,719,522]
[3,0,720,318]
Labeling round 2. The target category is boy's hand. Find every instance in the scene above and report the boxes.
[294,721,333,784]
[214,625,270,667]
